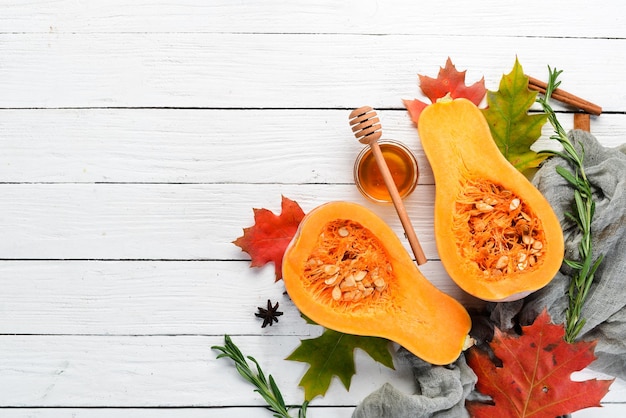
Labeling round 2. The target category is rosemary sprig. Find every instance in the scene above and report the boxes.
[212,335,308,418]
[535,67,604,342]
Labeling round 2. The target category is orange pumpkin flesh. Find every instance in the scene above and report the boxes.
[282,201,471,365]
[418,98,564,302]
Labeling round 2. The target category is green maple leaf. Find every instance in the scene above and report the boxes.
[482,58,548,173]
[286,327,394,401]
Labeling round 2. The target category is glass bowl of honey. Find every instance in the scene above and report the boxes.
[353,140,419,203]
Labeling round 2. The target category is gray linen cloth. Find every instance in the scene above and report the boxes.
[492,130,626,378]
[353,130,626,417]
[352,350,477,418]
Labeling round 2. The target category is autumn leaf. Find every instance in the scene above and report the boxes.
[481,58,549,173]
[233,195,305,281]
[404,57,486,124]
[403,99,428,125]
[286,326,394,401]
[419,57,486,105]
[466,310,613,418]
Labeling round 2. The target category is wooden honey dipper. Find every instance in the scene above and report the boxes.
[349,106,428,265]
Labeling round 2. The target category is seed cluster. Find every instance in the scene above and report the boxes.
[303,220,392,305]
[453,180,546,278]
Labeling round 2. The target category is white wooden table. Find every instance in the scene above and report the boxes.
[1,1,625,416]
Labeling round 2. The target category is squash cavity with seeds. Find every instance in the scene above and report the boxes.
[418,97,564,302]
[282,201,471,365]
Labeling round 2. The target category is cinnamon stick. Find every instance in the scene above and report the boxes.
[574,113,591,132]
[527,76,602,116]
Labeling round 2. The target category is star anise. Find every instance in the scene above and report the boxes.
[255,299,283,328]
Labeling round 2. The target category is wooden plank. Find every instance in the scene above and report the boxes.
[1,2,624,414]
[0,407,356,418]
[0,109,429,184]
[574,404,626,417]
[0,109,623,184]
[1,0,624,38]
[2,404,626,418]
[0,183,441,260]
[0,34,620,110]
[0,335,623,408]
[0,335,415,407]
[0,260,481,335]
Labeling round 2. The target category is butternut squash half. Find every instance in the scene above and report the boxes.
[418,98,564,302]
[282,201,471,365]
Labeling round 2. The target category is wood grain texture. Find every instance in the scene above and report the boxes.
[0,408,357,418]
[1,0,624,38]
[0,335,415,407]
[0,335,622,408]
[0,333,622,407]
[0,183,441,259]
[1,405,625,418]
[2,0,625,415]
[0,260,481,335]
[1,109,622,184]
[0,109,423,184]
[0,34,622,110]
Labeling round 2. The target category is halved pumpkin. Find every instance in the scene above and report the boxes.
[282,201,471,365]
[418,97,564,302]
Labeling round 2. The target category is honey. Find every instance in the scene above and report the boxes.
[354,140,418,203]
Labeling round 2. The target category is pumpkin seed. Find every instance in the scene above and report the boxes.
[323,264,340,275]
[342,290,355,301]
[509,198,521,211]
[324,273,340,286]
[495,255,509,270]
[332,285,342,301]
[475,202,494,212]
[341,274,357,289]
[483,196,499,206]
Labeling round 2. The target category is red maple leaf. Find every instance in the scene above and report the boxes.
[403,57,486,124]
[466,310,613,418]
[233,196,305,281]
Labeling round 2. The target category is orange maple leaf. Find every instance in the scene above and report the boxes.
[466,310,613,418]
[403,57,486,125]
[233,196,305,281]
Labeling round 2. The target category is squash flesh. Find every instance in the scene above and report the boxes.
[300,218,396,313]
[418,98,564,302]
[283,201,471,365]
[453,179,547,277]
